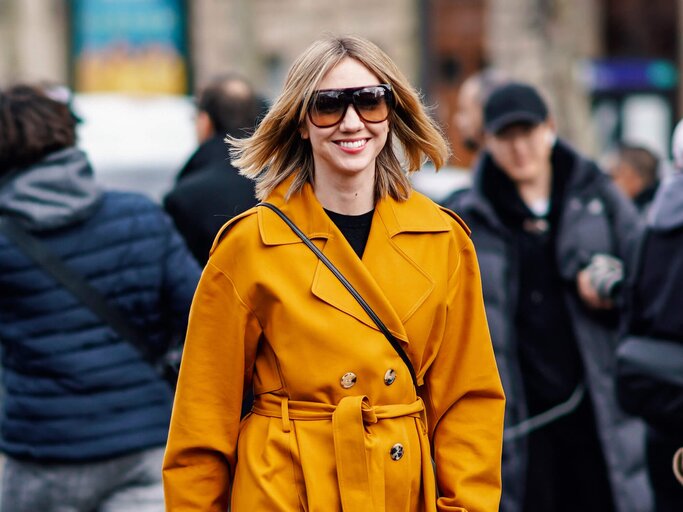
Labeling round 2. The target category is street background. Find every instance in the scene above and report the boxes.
[1,1,682,508]
[1,0,680,203]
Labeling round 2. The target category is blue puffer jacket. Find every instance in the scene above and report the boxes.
[0,148,201,462]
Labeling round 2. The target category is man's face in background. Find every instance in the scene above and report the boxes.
[485,121,555,185]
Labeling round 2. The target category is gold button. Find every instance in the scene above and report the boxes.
[390,443,404,461]
[340,372,357,389]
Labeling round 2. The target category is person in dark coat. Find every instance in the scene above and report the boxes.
[617,120,683,512]
[163,73,261,265]
[0,84,201,511]
[447,82,651,512]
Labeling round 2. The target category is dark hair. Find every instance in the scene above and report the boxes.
[616,143,660,186]
[0,84,77,174]
[196,74,259,137]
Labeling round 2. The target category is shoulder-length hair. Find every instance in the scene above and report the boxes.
[229,35,450,201]
[0,84,77,174]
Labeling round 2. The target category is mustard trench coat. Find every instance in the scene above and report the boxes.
[163,176,505,512]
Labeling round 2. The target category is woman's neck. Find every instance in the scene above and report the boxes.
[313,171,375,215]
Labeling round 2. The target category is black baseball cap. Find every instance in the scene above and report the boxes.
[484,82,548,134]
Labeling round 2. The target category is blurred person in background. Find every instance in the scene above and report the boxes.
[442,68,507,207]
[608,142,660,217]
[164,73,260,266]
[453,68,509,157]
[450,82,650,512]
[617,119,683,511]
[163,35,505,512]
[0,84,200,512]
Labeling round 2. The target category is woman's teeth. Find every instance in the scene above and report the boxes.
[338,139,367,149]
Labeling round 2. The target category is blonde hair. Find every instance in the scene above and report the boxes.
[229,35,450,201]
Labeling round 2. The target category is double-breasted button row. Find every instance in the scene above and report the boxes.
[339,369,397,389]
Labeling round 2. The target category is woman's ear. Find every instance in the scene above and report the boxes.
[300,124,309,140]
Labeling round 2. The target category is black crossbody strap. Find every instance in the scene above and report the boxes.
[0,217,154,362]
[258,202,418,388]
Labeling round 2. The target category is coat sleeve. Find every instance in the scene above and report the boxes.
[599,178,644,293]
[162,260,262,511]
[422,236,506,512]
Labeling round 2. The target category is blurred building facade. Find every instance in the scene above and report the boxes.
[0,0,418,95]
[0,0,681,164]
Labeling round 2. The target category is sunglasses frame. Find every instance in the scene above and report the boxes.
[307,84,394,128]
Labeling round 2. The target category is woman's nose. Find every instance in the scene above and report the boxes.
[339,104,364,131]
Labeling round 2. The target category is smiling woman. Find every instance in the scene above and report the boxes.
[162,35,506,512]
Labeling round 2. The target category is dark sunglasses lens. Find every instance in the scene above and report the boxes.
[310,92,345,127]
[354,87,390,122]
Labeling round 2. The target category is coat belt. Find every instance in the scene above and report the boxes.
[252,394,436,512]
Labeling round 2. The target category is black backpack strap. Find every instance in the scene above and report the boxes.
[258,202,418,389]
[0,217,154,362]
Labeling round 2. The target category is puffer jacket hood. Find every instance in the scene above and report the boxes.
[649,172,683,233]
[0,147,103,231]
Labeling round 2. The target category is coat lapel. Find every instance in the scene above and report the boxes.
[362,194,449,328]
[259,177,451,344]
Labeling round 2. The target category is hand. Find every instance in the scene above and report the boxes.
[577,268,614,310]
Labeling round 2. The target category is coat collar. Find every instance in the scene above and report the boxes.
[259,175,451,343]
[258,174,452,243]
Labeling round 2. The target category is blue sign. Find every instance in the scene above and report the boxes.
[582,59,678,92]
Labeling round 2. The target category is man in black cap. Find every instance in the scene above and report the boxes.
[449,82,651,512]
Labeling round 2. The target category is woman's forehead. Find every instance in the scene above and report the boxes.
[316,57,381,91]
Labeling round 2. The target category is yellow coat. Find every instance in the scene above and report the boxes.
[163,176,505,511]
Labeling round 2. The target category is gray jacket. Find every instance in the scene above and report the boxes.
[451,140,651,512]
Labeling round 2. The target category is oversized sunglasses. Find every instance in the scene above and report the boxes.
[308,84,394,128]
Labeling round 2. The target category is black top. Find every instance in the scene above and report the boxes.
[324,208,374,259]
[482,150,583,414]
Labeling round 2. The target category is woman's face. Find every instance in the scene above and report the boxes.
[300,57,390,183]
